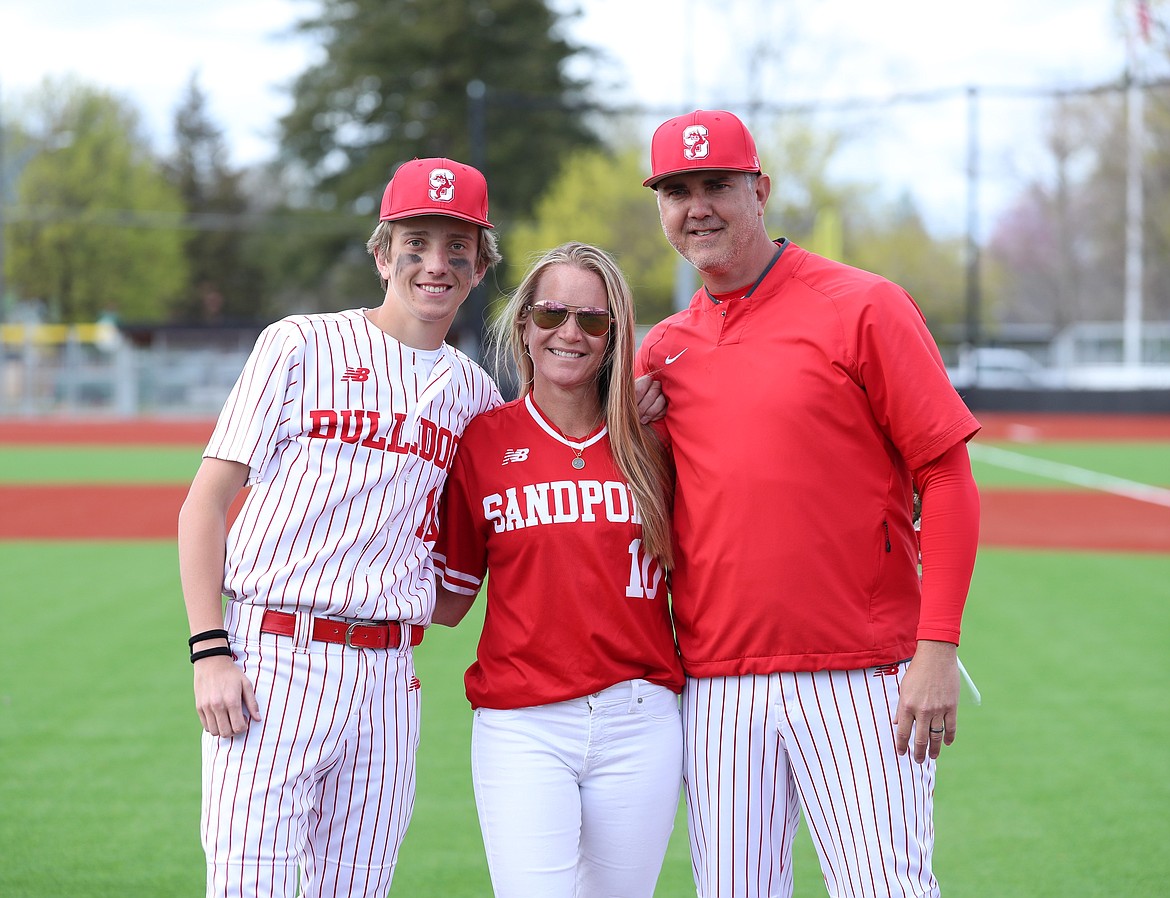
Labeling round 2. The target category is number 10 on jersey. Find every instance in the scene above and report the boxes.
[626,539,665,599]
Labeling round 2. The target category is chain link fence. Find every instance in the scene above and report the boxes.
[0,323,254,418]
[3,319,1170,419]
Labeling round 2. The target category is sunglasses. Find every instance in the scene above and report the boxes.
[524,301,613,337]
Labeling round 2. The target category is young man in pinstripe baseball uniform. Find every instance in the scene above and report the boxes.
[636,110,982,898]
[178,157,503,898]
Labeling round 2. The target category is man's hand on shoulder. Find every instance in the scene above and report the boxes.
[635,375,665,424]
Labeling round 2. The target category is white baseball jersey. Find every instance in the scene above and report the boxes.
[206,308,501,623]
[200,308,500,898]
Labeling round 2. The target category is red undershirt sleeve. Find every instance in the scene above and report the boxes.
[913,440,981,645]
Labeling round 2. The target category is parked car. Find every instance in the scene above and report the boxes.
[947,347,1058,389]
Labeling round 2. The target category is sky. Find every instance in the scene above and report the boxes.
[1,0,1161,237]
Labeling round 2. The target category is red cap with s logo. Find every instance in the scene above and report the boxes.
[379,157,493,228]
[644,110,761,188]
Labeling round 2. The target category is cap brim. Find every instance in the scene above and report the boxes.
[381,206,493,228]
[643,164,761,189]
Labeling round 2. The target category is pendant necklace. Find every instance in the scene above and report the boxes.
[554,410,603,471]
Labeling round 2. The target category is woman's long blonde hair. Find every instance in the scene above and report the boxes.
[490,242,673,566]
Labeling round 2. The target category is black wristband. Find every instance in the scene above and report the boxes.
[188,629,229,648]
[190,646,234,663]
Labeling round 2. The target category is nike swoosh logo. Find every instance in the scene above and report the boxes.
[664,348,688,365]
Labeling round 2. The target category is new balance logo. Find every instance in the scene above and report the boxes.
[341,367,371,382]
[408,676,421,692]
[664,348,688,365]
[502,448,530,465]
[873,663,901,677]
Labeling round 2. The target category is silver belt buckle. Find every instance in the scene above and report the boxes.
[344,621,368,648]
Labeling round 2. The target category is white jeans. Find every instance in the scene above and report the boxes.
[471,679,683,898]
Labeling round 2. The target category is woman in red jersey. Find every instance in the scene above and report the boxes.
[432,242,682,898]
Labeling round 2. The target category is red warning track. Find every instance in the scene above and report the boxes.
[0,418,215,445]
[0,484,189,539]
[974,413,1170,441]
[978,489,1170,553]
[0,483,250,540]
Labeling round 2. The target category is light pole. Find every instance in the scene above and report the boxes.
[1,76,7,323]
[465,79,489,365]
[963,86,982,352]
[1121,5,1149,369]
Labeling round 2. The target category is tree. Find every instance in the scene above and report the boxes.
[759,123,854,242]
[6,77,187,322]
[980,0,1170,333]
[1136,81,1170,324]
[845,197,968,333]
[759,122,967,336]
[504,146,677,323]
[984,86,1170,330]
[279,0,597,224]
[751,121,969,330]
[165,74,267,323]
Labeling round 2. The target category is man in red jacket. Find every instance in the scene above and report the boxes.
[636,109,981,898]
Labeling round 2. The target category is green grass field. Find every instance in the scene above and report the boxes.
[2,434,1168,897]
[0,446,203,484]
[3,438,1167,489]
[968,441,1170,489]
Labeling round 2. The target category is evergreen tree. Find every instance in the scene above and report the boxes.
[279,0,598,224]
[166,74,268,323]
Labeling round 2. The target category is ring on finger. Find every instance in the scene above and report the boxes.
[929,726,945,734]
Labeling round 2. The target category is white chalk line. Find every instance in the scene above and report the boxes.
[968,442,1170,509]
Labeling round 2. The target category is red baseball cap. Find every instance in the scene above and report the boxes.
[643,110,761,188]
[379,157,493,228]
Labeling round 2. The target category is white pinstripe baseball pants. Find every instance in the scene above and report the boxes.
[202,604,422,898]
[682,666,940,898]
[470,679,683,898]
